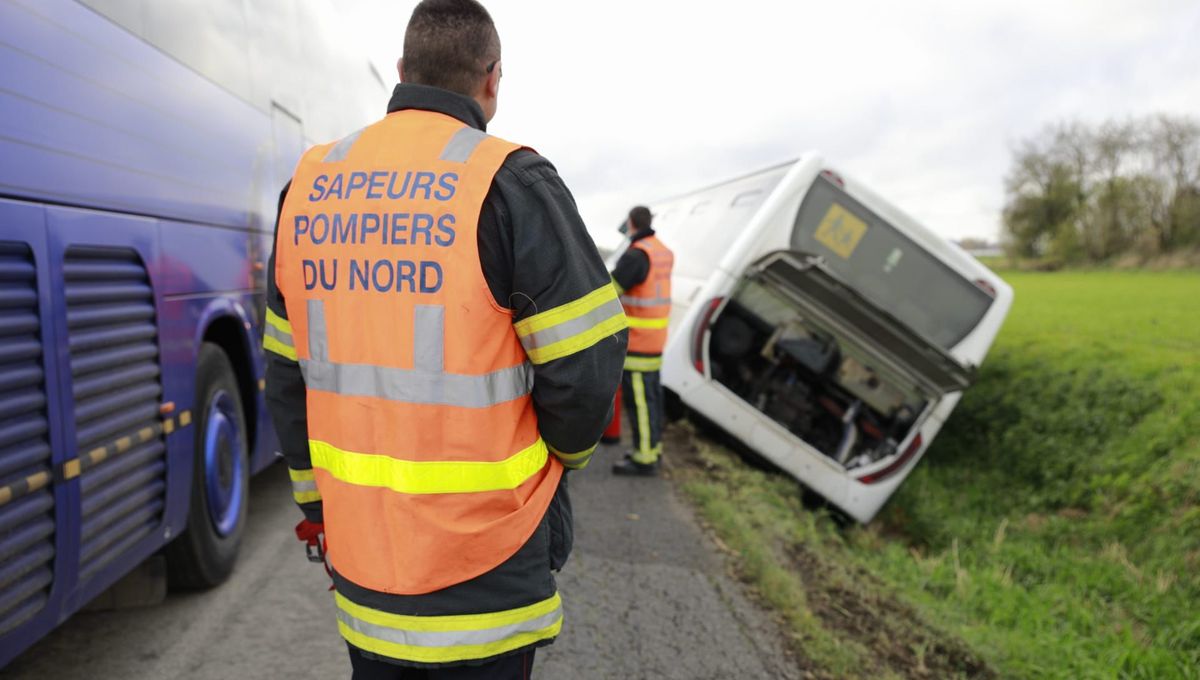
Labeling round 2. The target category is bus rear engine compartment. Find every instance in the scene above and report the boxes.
[706,278,930,471]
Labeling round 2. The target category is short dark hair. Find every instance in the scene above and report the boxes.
[403,0,500,97]
[629,206,653,233]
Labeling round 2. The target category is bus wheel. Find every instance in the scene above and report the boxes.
[166,342,249,589]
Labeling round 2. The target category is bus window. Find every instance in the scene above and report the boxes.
[790,177,992,349]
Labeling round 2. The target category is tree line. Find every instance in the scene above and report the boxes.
[1002,114,1200,264]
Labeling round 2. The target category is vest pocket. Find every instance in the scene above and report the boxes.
[547,474,574,571]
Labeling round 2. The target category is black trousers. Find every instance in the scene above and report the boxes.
[347,645,536,680]
[622,368,664,464]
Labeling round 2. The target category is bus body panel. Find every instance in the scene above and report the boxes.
[0,0,383,665]
[0,0,268,230]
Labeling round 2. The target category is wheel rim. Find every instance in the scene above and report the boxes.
[203,390,245,537]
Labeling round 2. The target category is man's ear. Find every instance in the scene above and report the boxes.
[485,60,502,97]
[397,57,406,83]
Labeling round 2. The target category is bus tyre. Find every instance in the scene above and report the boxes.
[166,343,250,590]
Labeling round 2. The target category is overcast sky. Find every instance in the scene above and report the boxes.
[339,0,1200,251]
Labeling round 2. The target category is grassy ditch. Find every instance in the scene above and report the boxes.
[672,269,1200,679]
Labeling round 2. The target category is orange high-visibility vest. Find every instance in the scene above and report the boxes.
[275,110,562,595]
[621,235,674,356]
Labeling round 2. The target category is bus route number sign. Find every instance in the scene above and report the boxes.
[814,204,868,259]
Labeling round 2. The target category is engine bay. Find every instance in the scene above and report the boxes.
[706,279,930,470]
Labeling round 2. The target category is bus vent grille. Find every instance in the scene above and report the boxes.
[0,242,54,637]
[65,247,166,581]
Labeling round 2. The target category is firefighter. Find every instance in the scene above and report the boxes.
[263,1,627,677]
[610,206,675,476]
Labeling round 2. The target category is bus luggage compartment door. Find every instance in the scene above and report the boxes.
[0,200,68,667]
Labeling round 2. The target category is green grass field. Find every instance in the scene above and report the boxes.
[673,269,1200,679]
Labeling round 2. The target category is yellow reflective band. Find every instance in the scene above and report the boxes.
[293,489,322,504]
[335,591,563,664]
[310,438,549,495]
[631,443,662,465]
[513,284,620,337]
[549,444,596,470]
[264,334,297,361]
[625,316,669,329]
[631,372,651,460]
[524,313,627,365]
[288,468,321,503]
[624,355,663,371]
[337,591,560,633]
[611,276,625,296]
[288,467,316,482]
[266,308,292,334]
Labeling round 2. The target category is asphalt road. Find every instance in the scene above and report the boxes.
[4,444,799,679]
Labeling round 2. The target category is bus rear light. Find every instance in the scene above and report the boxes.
[857,433,923,485]
[820,169,845,187]
[974,278,997,298]
[691,297,725,374]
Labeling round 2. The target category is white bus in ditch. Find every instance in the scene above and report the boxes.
[637,153,1013,523]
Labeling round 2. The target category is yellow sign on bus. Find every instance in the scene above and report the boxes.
[814,204,868,259]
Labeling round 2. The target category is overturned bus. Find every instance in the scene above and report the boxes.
[634,154,1012,522]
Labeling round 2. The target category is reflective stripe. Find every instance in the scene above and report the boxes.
[519,297,624,350]
[301,360,533,408]
[514,285,620,336]
[335,591,562,664]
[625,316,669,330]
[264,335,297,361]
[439,127,488,163]
[266,308,293,334]
[310,437,549,495]
[413,305,444,372]
[307,299,330,361]
[301,300,533,408]
[620,296,671,308]
[324,128,364,162]
[288,468,321,504]
[631,443,662,465]
[513,285,627,364]
[624,355,663,371]
[631,372,651,460]
[264,309,297,360]
[549,443,595,470]
[522,311,627,365]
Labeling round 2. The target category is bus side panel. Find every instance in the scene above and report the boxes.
[41,206,182,617]
[0,200,79,669]
[158,221,276,473]
[0,0,264,229]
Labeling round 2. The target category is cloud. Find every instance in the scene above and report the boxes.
[339,0,1200,245]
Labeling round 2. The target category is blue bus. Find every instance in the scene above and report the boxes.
[0,0,386,665]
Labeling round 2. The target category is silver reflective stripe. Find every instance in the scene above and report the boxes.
[620,296,671,308]
[439,127,488,162]
[413,305,444,372]
[323,128,364,162]
[291,479,318,493]
[263,322,294,347]
[301,361,531,408]
[300,300,533,408]
[336,605,562,649]
[519,297,624,351]
[307,299,329,361]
